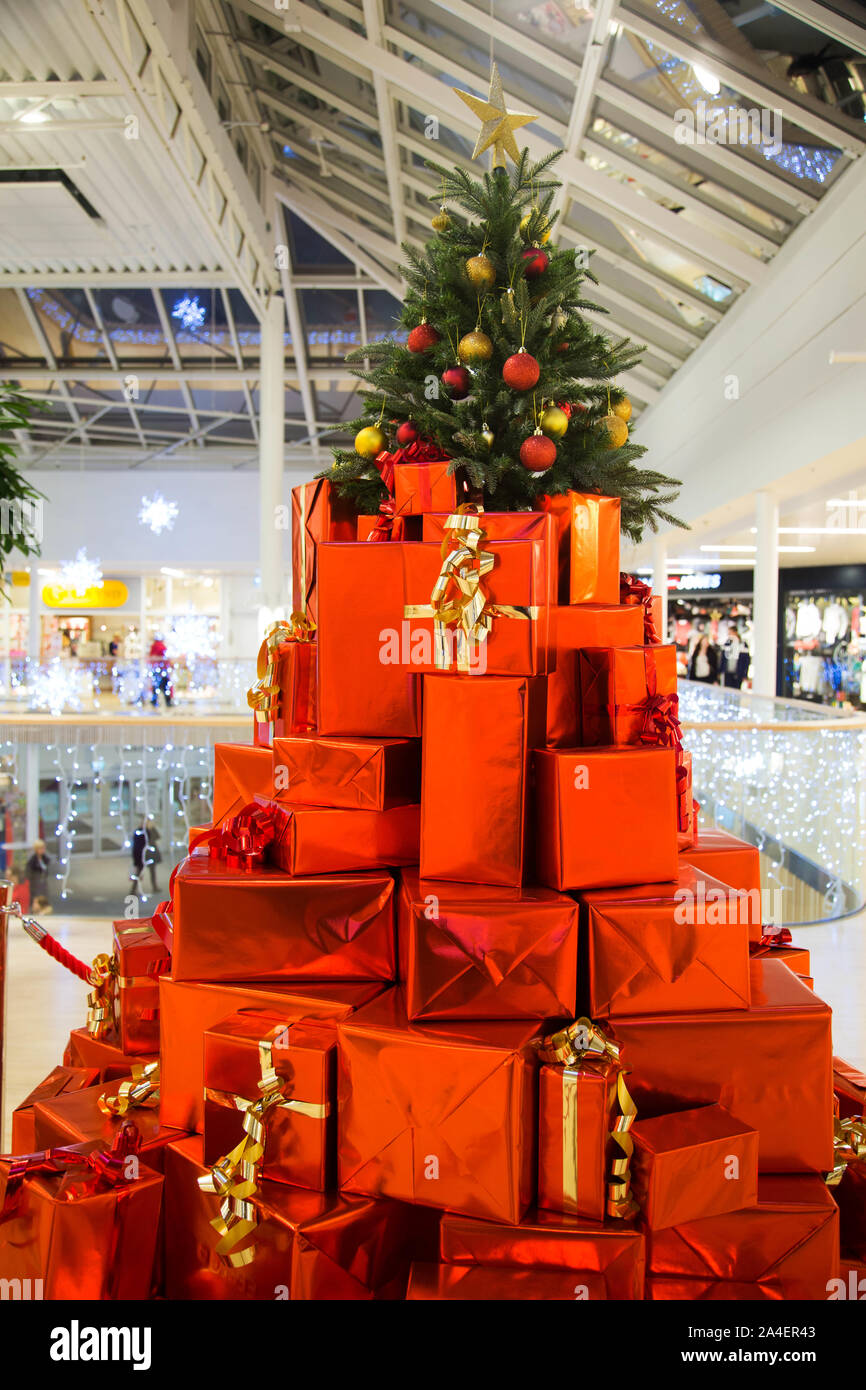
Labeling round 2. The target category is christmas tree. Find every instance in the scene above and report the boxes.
[326,70,684,544]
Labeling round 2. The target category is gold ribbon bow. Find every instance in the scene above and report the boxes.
[98,1060,160,1117]
[197,1026,330,1268]
[86,952,118,1041]
[826,1114,866,1187]
[247,614,316,731]
[537,1017,638,1221]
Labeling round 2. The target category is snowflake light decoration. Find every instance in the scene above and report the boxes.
[60,547,103,595]
[165,612,222,661]
[139,492,179,535]
[29,660,88,716]
[172,295,207,331]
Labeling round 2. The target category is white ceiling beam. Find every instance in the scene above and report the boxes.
[0,82,126,98]
[589,279,703,348]
[276,197,322,461]
[275,181,403,292]
[585,240,724,321]
[0,271,249,288]
[221,286,259,443]
[363,0,408,251]
[431,0,580,82]
[550,0,617,223]
[0,119,129,135]
[582,309,685,370]
[237,38,380,130]
[618,370,659,404]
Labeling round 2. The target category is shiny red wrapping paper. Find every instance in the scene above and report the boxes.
[422,509,558,614]
[160,976,383,1132]
[114,917,170,1055]
[750,940,811,986]
[537,1054,623,1222]
[33,1078,184,1174]
[397,869,578,1021]
[338,988,539,1224]
[833,1055,866,1119]
[534,745,679,891]
[406,1262,608,1300]
[203,1010,335,1191]
[580,866,751,1017]
[630,1104,758,1231]
[251,640,317,749]
[357,513,416,541]
[0,1139,164,1300]
[212,742,274,825]
[647,1277,785,1300]
[421,673,545,887]
[538,492,621,605]
[171,850,396,983]
[291,477,356,624]
[258,796,420,876]
[680,826,763,943]
[610,959,833,1172]
[393,460,457,516]
[579,644,679,747]
[545,603,644,748]
[64,1027,156,1079]
[439,1207,645,1300]
[835,1163,866,1260]
[677,750,696,850]
[164,1135,436,1299]
[272,733,421,811]
[647,1175,839,1299]
[11,1065,101,1153]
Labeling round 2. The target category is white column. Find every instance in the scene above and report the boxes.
[27,569,40,662]
[651,535,668,640]
[25,745,40,845]
[259,295,286,618]
[753,490,779,698]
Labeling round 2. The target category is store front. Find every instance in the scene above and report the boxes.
[665,569,754,688]
[780,563,866,709]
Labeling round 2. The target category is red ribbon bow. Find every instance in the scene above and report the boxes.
[759,923,793,948]
[620,572,660,644]
[368,439,450,541]
[2,1123,142,1217]
[206,802,278,872]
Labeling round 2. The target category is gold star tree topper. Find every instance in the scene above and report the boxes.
[454,63,536,168]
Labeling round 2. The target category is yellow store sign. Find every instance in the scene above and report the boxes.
[42,580,129,609]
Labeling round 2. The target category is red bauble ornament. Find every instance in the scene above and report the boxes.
[556,341,569,355]
[396,420,419,446]
[407,321,440,353]
[521,247,549,278]
[520,431,557,471]
[502,350,540,391]
[441,365,471,399]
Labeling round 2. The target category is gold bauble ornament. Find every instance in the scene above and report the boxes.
[458,329,494,363]
[520,211,550,244]
[481,423,494,448]
[354,424,386,458]
[540,405,569,439]
[612,396,632,423]
[599,414,629,449]
[465,253,496,290]
[431,206,451,232]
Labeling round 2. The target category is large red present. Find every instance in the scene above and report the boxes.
[439,1207,645,1300]
[680,826,763,943]
[248,619,317,749]
[171,852,396,984]
[203,1010,335,1192]
[610,959,833,1173]
[160,976,384,1132]
[534,745,679,891]
[538,492,620,604]
[32,1069,182,1174]
[397,870,578,1021]
[259,797,420,876]
[421,673,545,886]
[630,1104,758,1231]
[647,1175,839,1299]
[164,1134,433,1299]
[579,644,679,747]
[0,1127,164,1300]
[545,603,644,747]
[406,1262,607,1300]
[212,742,273,825]
[11,1065,101,1153]
[272,733,421,811]
[114,917,170,1055]
[422,508,557,613]
[579,866,751,1017]
[292,477,356,623]
[338,988,538,1224]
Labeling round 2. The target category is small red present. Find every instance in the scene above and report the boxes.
[260,797,420,876]
[212,743,274,825]
[292,477,356,623]
[393,458,456,516]
[630,1104,759,1231]
[11,1065,101,1153]
[579,644,679,747]
[538,492,620,604]
[32,1065,181,1173]
[203,1010,335,1192]
[113,917,170,1055]
[272,733,421,812]
[545,603,644,747]
[248,618,317,749]
[63,1026,156,1079]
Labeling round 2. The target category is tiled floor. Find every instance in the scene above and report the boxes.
[3,907,865,1150]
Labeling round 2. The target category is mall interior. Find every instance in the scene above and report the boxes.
[0,0,864,1306]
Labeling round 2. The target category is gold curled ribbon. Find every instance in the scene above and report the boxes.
[98,1059,160,1117]
[198,1025,328,1267]
[826,1114,866,1187]
[86,952,117,1041]
[537,1017,638,1221]
[246,614,316,731]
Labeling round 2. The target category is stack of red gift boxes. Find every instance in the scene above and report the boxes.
[3,470,861,1302]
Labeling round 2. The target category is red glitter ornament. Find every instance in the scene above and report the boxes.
[521,247,549,278]
[407,321,440,353]
[396,420,420,445]
[502,350,540,391]
[519,431,557,471]
[441,365,471,399]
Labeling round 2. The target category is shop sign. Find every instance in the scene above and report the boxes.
[42,579,129,609]
[668,572,722,591]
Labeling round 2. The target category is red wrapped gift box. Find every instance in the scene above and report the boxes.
[422,509,557,613]
[545,603,644,748]
[292,477,356,623]
[579,644,679,747]
[393,459,456,516]
[32,1073,183,1174]
[677,750,696,851]
[397,870,578,1021]
[212,743,274,825]
[11,1065,101,1154]
[338,988,539,1224]
[647,1175,839,1300]
[534,745,679,892]
[579,865,751,1017]
[538,492,620,605]
[421,673,545,887]
[114,917,170,1055]
[171,851,396,983]
[203,1010,335,1192]
[630,1104,759,1231]
[357,513,417,542]
[272,733,421,811]
[833,1056,866,1119]
[680,826,763,943]
[259,797,420,876]
[406,1262,607,1300]
[164,1135,432,1299]
[611,959,833,1173]
[160,976,384,1132]
[751,938,811,988]
[0,1129,164,1300]
[64,1027,156,1080]
[250,633,317,749]
[440,1207,645,1300]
